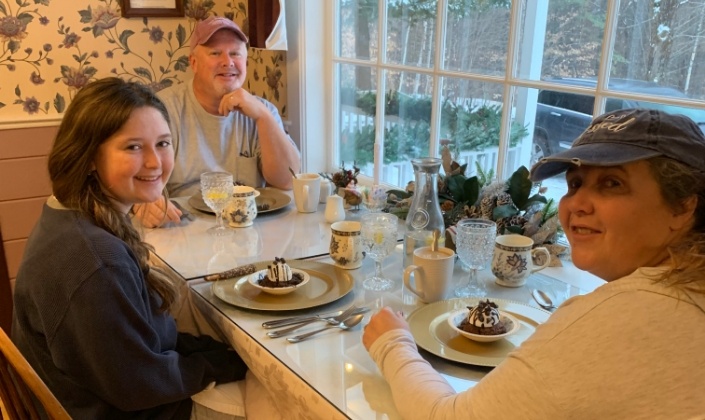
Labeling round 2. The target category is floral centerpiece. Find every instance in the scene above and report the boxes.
[320,162,362,208]
[384,146,567,265]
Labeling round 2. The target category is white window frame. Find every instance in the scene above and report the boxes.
[286,0,705,183]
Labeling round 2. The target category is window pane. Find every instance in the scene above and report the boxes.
[381,70,434,186]
[386,0,438,69]
[443,0,510,76]
[339,0,379,61]
[606,98,705,134]
[612,1,705,101]
[516,0,607,81]
[438,78,521,179]
[338,63,378,177]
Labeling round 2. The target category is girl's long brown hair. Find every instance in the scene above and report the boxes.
[48,77,178,310]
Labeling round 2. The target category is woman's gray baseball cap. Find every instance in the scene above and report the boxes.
[529,108,705,182]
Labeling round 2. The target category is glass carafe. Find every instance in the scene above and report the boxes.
[403,157,445,267]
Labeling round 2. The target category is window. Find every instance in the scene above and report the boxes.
[327,0,705,203]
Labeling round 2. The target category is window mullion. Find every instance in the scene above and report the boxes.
[594,0,621,116]
[373,0,388,184]
[428,0,448,158]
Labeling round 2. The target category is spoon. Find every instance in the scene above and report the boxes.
[431,228,441,252]
[287,314,365,343]
[288,167,297,179]
[532,289,556,310]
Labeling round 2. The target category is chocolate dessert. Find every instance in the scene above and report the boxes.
[257,257,305,288]
[458,299,511,335]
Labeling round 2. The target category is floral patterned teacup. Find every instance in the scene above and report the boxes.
[224,186,260,228]
[492,234,550,287]
[329,221,363,269]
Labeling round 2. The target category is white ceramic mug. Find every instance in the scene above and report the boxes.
[491,234,551,287]
[403,246,455,303]
[293,173,321,213]
[223,186,260,228]
[330,221,363,269]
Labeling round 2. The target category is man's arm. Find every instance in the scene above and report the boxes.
[219,89,300,190]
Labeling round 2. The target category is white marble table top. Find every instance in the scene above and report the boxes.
[145,189,605,419]
[144,190,393,280]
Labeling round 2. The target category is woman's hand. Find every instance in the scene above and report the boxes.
[362,307,410,351]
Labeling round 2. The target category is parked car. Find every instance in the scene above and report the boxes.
[531,78,705,164]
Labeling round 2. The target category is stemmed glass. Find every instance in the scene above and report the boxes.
[360,212,399,291]
[200,172,233,236]
[362,185,387,213]
[454,218,497,297]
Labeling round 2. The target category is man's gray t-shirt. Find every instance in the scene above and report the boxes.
[157,80,290,197]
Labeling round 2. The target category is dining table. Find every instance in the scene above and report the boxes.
[144,188,605,419]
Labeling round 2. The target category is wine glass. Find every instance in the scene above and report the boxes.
[454,218,497,297]
[200,172,233,236]
[360,212,399,291]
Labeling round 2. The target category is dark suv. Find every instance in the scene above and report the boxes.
[532,78,705,163]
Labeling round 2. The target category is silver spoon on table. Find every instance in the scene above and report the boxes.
[287,314,365,343]
[532,289,557,311]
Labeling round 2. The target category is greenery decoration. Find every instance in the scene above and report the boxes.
[384,146,561,248]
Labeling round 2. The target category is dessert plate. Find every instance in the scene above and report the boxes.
[407,298,550,367]
[188,187,291,214]
[212,260,354,311]
[446,309,521,343]
[246,268,311,295]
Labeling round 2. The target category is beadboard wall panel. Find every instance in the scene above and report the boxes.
[0,125,56,294]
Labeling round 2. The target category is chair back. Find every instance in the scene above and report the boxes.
[0,224,13,335]
[0,327,70,419]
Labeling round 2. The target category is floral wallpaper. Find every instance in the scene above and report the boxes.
[0,0,287,125]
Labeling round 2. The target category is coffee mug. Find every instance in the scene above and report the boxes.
[330,221,363,269]
[492,234,551,287]
[293,173,321,213]
[223,186,260,228]
[403,246,455,303]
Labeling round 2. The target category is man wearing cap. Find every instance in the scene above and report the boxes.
[135,16,300,227]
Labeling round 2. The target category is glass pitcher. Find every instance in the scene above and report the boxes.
[403,157,445,267]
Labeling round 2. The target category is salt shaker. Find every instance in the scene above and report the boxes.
[324,195,345,223]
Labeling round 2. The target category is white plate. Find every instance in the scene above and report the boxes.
[188,187,291,214]
[407,298,550,367]
[212,260,354,311]
[246,268,310,295]
[446,309,521,343]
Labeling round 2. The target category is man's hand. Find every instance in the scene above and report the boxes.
[362,307,410,351]
[218,88,266,119]
[133,197,182,228]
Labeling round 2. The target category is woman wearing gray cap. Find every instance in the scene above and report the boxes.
[362,108,705,418]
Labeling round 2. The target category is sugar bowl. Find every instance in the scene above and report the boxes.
[224,186,260,228]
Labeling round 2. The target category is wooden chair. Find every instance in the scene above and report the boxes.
[0,225,13,335]
[0,327,70,419]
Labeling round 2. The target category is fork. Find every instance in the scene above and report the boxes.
[267,305,359,338]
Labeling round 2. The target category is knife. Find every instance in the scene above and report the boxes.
[170,200,196,221]
[262,306,369,329]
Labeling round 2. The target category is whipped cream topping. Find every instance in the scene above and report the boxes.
[267,257,292,283]
[466,300,501,328]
